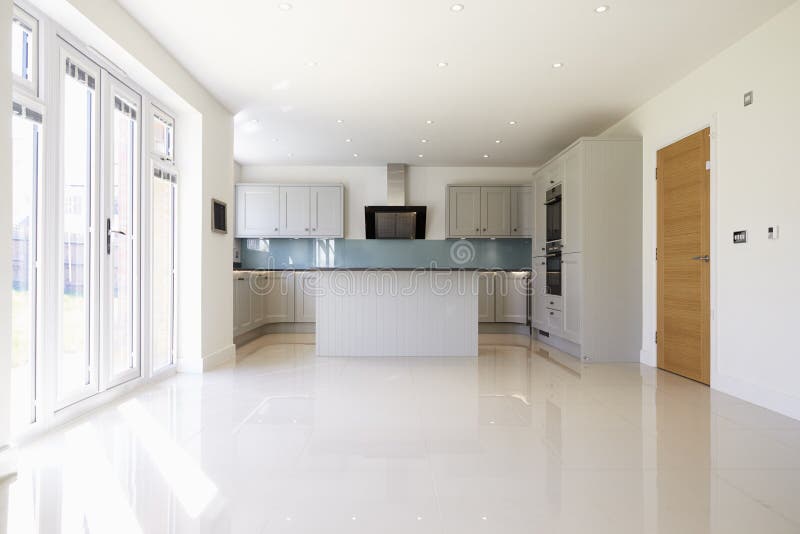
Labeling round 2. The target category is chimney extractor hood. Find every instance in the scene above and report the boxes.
[365,164,426,239]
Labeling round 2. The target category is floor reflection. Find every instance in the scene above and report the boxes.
[4,335,800,533]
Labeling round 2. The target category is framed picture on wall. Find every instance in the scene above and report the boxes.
[212,199,227,234]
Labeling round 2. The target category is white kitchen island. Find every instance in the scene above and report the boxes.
[315,270,479,357]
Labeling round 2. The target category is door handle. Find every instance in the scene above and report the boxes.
[691,255,710,262]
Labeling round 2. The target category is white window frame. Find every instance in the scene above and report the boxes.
[10,92,46,432]
[151,105,175,163]
[12,4,39,97]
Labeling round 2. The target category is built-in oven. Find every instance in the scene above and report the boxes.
[546,241,563,296]
[544,184,563,296]
[545,184,562,243]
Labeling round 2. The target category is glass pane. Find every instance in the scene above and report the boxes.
[152,113,173,160]
[152,178,175,370]
[109,102,136,378]
[60,72,94,398]
[11,18,33,81]
[11,113,39,432]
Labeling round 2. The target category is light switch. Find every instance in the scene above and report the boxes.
[733,230,747,244]
[768,226,779,240]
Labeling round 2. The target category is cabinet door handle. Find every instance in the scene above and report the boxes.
[274,227,278,231]
[483,228,487,232]
[513,228,517,232]
[550,311,554,316]
[476,228,480,232]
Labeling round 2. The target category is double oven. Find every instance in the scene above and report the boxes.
[544,184,563,296]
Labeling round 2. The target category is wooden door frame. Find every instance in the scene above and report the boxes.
[653,117,718,386]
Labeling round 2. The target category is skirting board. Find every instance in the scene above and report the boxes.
[640,347,657,367]
[178,343,236,373]
[713,373,800,422]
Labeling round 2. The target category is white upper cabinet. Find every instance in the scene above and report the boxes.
[481,187,511,236]
[447,185,527,238]
[510,186,532,237]
[448,186,482,237]
[236,185,280,237]
[235,184,344,238]
[309,186,343,237]
[280,186,311,236]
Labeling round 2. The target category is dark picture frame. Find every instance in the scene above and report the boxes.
[212,198,227,234]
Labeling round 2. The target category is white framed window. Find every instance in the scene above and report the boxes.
[12,5,38,96]
[151,162,178,372]
[10,96,43,434]
[152,106,175,162]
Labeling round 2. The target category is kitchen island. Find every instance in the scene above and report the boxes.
[315,269,479,357]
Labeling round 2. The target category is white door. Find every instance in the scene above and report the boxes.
[531,258,547,330]
[294,272,318,322]
[264,272,295,323]
[56,45,101,407]
[561,253,582,343]
[101,74,142,389]
[481,187,511,236]
[495,272,528,323]
[280,186,310,236]
[478,272,495,322]
[510,186,532,237]
[236,185,280,237]
[309,186,342,237]
[448,187,481,237]
[562,146,583,254]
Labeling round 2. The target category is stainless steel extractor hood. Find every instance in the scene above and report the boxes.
[364,164,427,239]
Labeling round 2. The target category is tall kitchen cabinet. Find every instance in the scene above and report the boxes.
[531,137,642,363]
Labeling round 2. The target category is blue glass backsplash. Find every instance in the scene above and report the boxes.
[238,238,531,270]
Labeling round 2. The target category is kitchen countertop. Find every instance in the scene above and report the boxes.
[233,267,532,273]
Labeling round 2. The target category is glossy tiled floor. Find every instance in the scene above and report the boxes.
[4,335,800,534]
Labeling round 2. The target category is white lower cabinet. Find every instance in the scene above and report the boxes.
[478,272,495,322]
[234,275,253,336]
[234,271,295,337]
[263,272,295,323]
[531,258,547,330]
[479,271,530,325]
[294,272,318,323]
[561,253,582,343]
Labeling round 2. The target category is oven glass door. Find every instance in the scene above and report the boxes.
[546,198,562,242]
[546,254,562,296]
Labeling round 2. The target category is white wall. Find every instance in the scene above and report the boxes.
[239,165,537,239]
[32,0,236,370]
[1,0,13,458]
[602,1,800,419]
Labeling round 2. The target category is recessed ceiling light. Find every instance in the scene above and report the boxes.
[483,154,490,158]
[353,153,359,158]
[450,3,464,11]
[420,139,428,143]
[306,61,319,67]
[272,137,279,142]
[426,120,434,125]
[287,153,293,157]
[278,2,292,10]
[345,138,352,143]
[508,120,517,126]
[418,154,424,158]
[552,62,564,68]
[495,139,502,144]
[437,61,449,68]
[595,5,609,13]
[336,119,344,124]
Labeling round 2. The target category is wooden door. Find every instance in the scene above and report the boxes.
[657,128,710,384]
[448,186,481,237]
[480,186,511,236]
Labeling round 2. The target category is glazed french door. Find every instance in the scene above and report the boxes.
[101,73,141,388]
[56,42,141,409]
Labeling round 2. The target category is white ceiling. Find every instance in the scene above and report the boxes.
[118,0,792,166]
